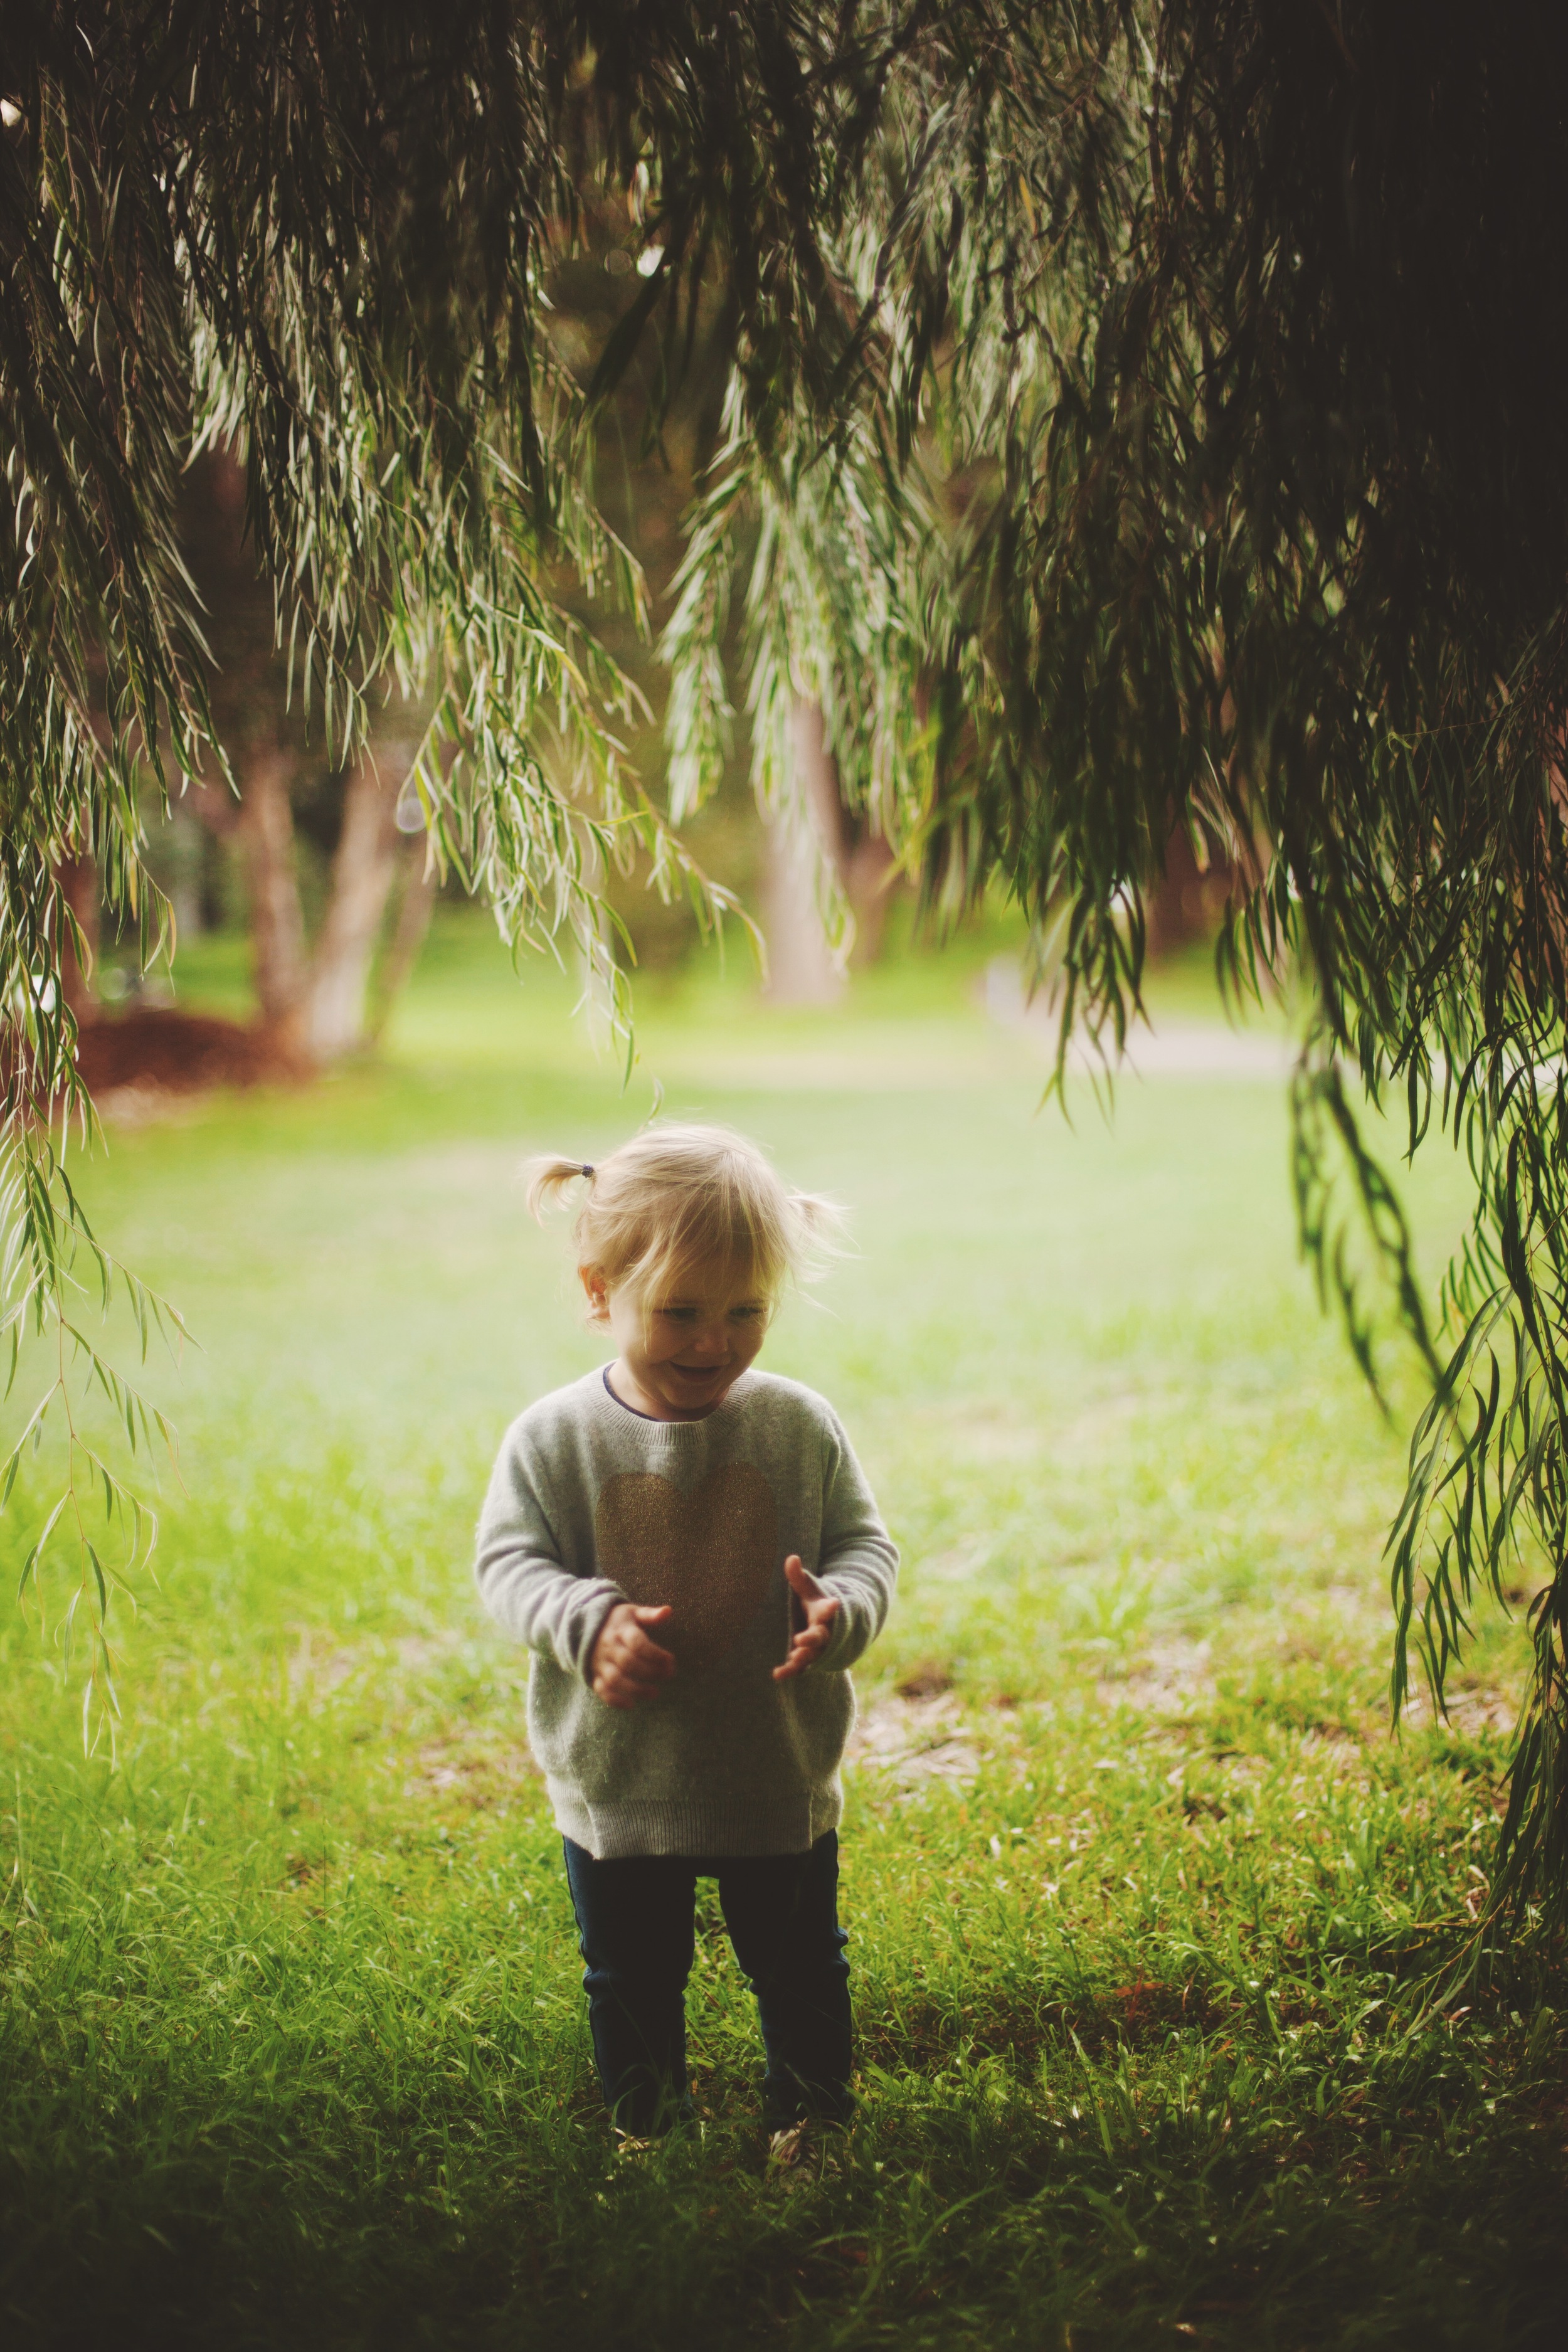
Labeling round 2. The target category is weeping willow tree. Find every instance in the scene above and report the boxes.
[660,0,1568,1949]
[6,3,1568,1940]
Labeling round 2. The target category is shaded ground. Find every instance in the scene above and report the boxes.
[77,1007,304,1103]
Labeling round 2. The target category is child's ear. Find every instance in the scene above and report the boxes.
[579,1264,610,1322]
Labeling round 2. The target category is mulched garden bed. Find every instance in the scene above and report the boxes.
[74,1008,305,1095]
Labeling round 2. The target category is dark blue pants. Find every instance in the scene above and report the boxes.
[561,1830,852,2135]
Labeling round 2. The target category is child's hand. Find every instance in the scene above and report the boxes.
[590,1602,676,1709]
[773,1555,841,1681]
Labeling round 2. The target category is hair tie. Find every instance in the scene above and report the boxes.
[581,1162,595,1180]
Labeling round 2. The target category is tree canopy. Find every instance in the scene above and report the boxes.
[6,0,1568,1939]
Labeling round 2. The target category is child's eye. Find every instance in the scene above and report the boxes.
[659,1306,698,1323]
[731,1305,765,1323]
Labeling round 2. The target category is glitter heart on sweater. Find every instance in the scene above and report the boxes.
[595,1463,778,1674]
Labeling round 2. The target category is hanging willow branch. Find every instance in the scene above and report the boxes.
[9,3,1568,1939]
[657,3,1568,1944]
[4,1,879,1711]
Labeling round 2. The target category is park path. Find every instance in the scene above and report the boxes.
[982,956,1293,1081]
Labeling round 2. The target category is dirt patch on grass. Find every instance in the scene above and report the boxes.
[406,1729,537,1808]
[849,1691,985,1784]
[285,1626,484,1707]
[1402,1682,1519,1740]
[1096,1636,1216,1719]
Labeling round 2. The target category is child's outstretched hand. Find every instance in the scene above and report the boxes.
[773,1555,841,1681]
[590,1602,676,1710]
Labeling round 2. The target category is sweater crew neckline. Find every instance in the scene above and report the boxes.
[590,1362,755,1441]
[601,1367,660,1421]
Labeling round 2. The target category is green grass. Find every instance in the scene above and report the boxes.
[3,914,1563,2350]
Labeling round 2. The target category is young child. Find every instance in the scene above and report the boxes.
[475,1123,898,2147]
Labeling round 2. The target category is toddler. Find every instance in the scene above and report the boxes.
[475,1123,898,2146]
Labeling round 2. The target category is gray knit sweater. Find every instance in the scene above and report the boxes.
[474,1366,898,1858]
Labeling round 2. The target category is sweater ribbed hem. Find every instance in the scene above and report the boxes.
[548,1780,842,1861]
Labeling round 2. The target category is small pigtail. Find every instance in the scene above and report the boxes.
[786,1186,850,1280]
[524,1153,595,1224]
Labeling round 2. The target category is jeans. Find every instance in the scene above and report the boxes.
[561,1830,852,2135]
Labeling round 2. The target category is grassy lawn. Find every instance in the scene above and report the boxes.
[2,914,1562,2349]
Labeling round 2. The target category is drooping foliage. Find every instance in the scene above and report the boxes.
[0,0,906,1705]
[6,1,1568,1937]
[666,0,1568,1944]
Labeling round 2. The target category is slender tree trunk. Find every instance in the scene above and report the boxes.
[760,699,898,999]
[761,829,843,1007]
[166,801,206,944]
[302,755,400,1059]
[1145,818,1236,958]
[179,450,428,1065]
[842,828,898,964]
[793,694,900,961]
[196,732,430,1064]
[761,700,845,1005]
[368,837,439,1043]
[240,744,309,1037]
[56,853,100,1026]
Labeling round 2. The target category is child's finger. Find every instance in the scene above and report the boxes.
[600,1682,652,1710]
[782,1554,824,1599]
[772,1621,830,1680]
[596,1658,668,1706]
[625,1609,675,1669]
[625,1619,676,1661]
[617,1670,667,1698]
[626,1635,676,1677]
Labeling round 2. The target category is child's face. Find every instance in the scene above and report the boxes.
[583,1259,771,1420]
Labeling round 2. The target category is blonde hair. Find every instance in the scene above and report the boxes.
[525,1123,843,1309]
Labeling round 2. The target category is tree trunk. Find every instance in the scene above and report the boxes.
[1145,819,1236,958]
[166,800,206,943]
[179,450,433,1063]
[240,744,309,1036]
[197,733,430,1063]
[761,810,843,1004]
[368,837,439,1044]
[302,754,401,1059]
[842,827,898,964]
[760,699,899,999]
[761,701,845,1005]
[56,853,100,1026]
